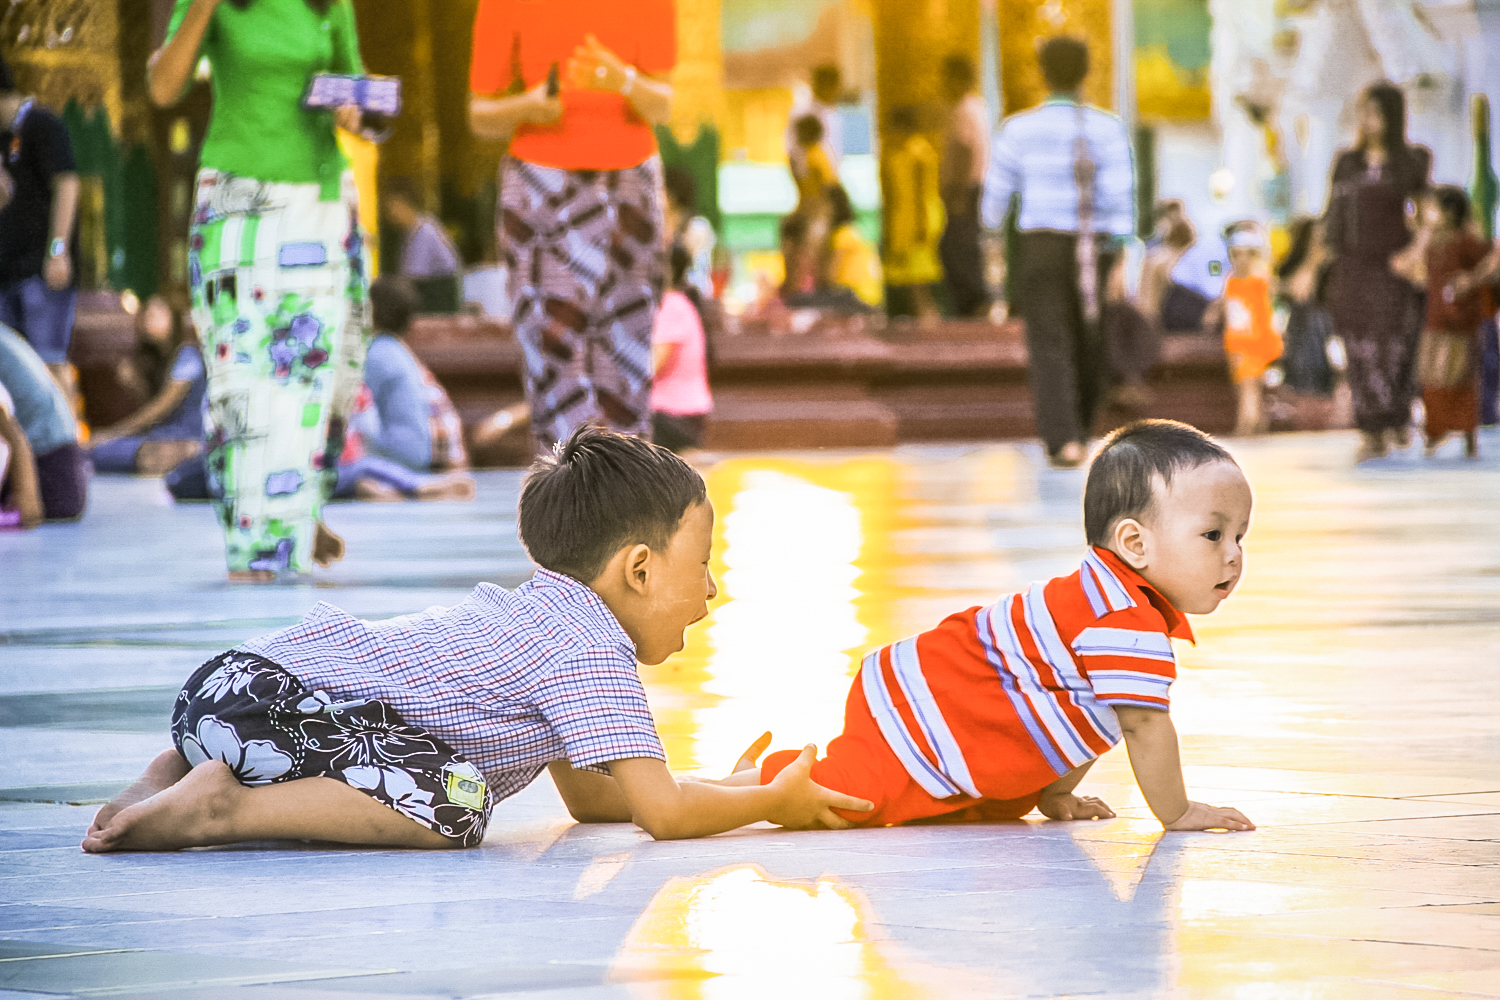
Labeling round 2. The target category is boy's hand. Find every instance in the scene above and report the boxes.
[1165,800,1255,832]
[765,745,873,830]
[1037,791,1115,821]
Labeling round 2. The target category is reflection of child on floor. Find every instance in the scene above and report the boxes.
[1214,223,1281,436]
[83,428,871,853]
[730,420,1256,834]
[1399,186,1499,459]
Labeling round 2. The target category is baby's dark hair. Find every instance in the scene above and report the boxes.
[1084,420,1236,546]
[518,426,707,582]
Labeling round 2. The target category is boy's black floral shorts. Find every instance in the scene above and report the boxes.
[171,650,492,848]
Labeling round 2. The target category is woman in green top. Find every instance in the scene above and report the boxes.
[149,0,369,582]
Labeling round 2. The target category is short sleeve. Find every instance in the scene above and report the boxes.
[169,345,204,383]
[532,647,665,769]
[30,113,76,177]
[331,0,365,75]
[469,0,515,95]
[1072,604,1177,710]
[632,0,676,75]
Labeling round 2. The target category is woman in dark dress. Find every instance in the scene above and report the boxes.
[1324,82,1431,461]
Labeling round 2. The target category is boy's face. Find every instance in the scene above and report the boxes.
[1128,461,1253,615]
[1227,245,1259,278]
[628,501,718,666]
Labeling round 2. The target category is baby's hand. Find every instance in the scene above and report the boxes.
[1165,800,1255,832]
[1037,791,1115,821]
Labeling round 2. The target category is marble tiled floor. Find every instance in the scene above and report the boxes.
[1,430,1497,999]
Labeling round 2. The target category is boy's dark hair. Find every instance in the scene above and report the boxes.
[1084,420,1235,546]
[664,165,697,214]
[1039,36,1090,94]
[369,275,418,334]
[1433,185,1470,227]
[518,426,707,582]
[793,114,825,147]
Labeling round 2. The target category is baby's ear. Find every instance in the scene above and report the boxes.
[1110,518,1150,569]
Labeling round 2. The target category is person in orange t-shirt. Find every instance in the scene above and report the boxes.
[469,0,676,454]
[1216,223,1281,436]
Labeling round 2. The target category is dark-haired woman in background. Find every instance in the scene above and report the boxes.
[1323,82,1431,461]
[148,0,369,580]
[89,288,206,476]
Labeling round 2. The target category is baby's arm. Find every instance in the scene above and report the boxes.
[1115,707,1255,831]
[549,748,872,840]
[1036,760,1115,821]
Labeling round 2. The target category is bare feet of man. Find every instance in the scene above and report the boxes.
[82,760,242,853]
[86,749,192,842]
[312,520,345,567]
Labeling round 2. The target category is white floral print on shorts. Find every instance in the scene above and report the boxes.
[171,651,492,847]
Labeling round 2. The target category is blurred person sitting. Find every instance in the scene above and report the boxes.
[785,64,843,183]
[0,324,86,520]
[824,185,883,310]
[0,380,43,528]
[882,105,944,321]
[981,36,1133,467]
[650,245,714,453]
[88,289,206,476]
[381,176,463,313]
[664,165,716,299]
[1273,216,1335,397]
[939,52,992,318]
[1210,222,1282,436]
[1396,186,1500,459]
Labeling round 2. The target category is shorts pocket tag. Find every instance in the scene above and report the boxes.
[443,764,487,811]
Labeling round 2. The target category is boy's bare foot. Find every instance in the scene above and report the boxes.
[353,478,404,502]
[228,570,276,583]
[86,749,191,841]
[1037,791,1115,821]
[312,521,345,567]
[82,761,243,853]
[415,474,476,503]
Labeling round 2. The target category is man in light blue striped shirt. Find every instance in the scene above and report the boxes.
[981,37,1135,467]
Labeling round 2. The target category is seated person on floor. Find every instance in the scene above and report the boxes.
[824,185,883,312]
[0,379,43,528]
[335,276,473,502]
[0,324,86,521]
[83,427,872,853]
[728,420,1256,834]
[89,288,206,476]
[381,177,463,314]
[650,245,714,453]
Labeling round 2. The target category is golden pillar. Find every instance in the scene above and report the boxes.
[671,0,726,143]
[870,0,982,136]
[998,0,1115,114]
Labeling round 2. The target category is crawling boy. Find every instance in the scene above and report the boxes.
[83,428,871,852]
[736,420,1256,833]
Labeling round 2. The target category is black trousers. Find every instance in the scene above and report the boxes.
[940,187,989,317]
[1014,231,1117,455]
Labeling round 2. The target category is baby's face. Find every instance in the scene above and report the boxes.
[632,501,718,666]
[1137,461,1253,615]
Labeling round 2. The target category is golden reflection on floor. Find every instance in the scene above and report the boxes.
[610,865,970,999]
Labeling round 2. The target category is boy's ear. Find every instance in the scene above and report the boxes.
[624,543,652,596]
[1111,518,1149,570]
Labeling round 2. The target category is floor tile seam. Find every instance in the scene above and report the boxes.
[1253,811,1500,829]
[1350,976,1500,997]
[1180,929,1500,954]
[62,965,408,998]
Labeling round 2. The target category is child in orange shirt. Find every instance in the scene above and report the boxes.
[726,420,1256,835]
[1217,223,1282,436]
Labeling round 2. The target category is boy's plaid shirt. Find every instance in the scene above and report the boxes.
[242,568,665,803]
